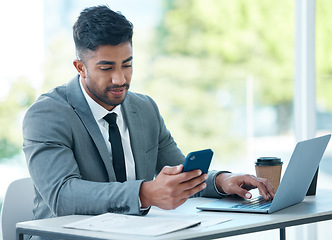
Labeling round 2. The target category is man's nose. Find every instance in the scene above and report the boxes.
[112,69,126,85]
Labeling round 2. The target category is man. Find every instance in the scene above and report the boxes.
[23,5,274,223]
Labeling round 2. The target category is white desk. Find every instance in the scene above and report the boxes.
[17,189,332,240]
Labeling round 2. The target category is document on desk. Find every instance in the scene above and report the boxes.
[63,208,230,236]
[64,212,199,236]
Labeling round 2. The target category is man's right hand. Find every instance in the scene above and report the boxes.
[139,165,207,210]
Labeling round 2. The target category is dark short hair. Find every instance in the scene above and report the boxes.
[73,5,133,61]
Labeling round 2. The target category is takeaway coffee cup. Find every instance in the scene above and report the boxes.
[255,157,283,191]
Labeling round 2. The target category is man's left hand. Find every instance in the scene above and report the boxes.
[215,172,275,200]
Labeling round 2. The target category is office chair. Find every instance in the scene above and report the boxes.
[0,178,34,240]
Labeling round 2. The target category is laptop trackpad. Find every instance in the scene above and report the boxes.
[200,197,245,209]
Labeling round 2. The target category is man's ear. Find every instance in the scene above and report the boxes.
[73,59,87,79]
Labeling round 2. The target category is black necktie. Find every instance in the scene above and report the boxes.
[103,113,127,182]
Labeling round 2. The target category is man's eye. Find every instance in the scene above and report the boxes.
[100,67,112,71]
[123,65,132,68]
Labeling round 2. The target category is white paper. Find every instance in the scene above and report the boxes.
[64,212,200,236]
[63,209,230,236]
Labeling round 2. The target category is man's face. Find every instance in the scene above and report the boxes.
[75,43,133,111]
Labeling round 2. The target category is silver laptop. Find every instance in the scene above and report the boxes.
[197,134,331,214]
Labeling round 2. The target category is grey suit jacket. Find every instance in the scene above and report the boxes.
[22,76,223,221]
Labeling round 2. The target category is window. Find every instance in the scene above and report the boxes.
[0,1,331,239]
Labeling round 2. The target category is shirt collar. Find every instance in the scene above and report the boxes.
[79,76,122,122]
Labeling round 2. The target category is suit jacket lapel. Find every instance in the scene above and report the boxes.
[121,93,148,179]
[66,76,116,181]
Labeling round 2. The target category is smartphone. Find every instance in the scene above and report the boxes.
[182,149,213,174]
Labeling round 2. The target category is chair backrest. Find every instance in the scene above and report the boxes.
[0,178,34,240]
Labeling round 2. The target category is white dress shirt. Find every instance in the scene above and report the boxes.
[79,78,136,181]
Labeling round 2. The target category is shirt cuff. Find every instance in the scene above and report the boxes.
[213,171,232,196]
[138,180,151,214]
[139,198,150,211]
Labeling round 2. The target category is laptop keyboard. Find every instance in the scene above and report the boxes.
[231,196,272,210]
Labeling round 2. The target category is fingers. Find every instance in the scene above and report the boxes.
[169,171,208,199]
[184,181,207,197]
[161,165,204,182]
[216,173,275,200]
[240,175,274,199]
[254,176,275,200]
[238,175,274,200]
[181,173,208,190]
[161,165,183,175]
[231,185,253,199]
[142,167,208,210]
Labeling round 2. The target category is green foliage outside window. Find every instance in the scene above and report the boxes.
[146,0,294,160]
[0,78,35,161]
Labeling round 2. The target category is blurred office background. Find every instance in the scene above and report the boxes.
[0,0,331,239]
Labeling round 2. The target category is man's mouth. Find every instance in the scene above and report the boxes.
[107,85,129,97]
[110,88,125,95]
[111,88,124,92]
